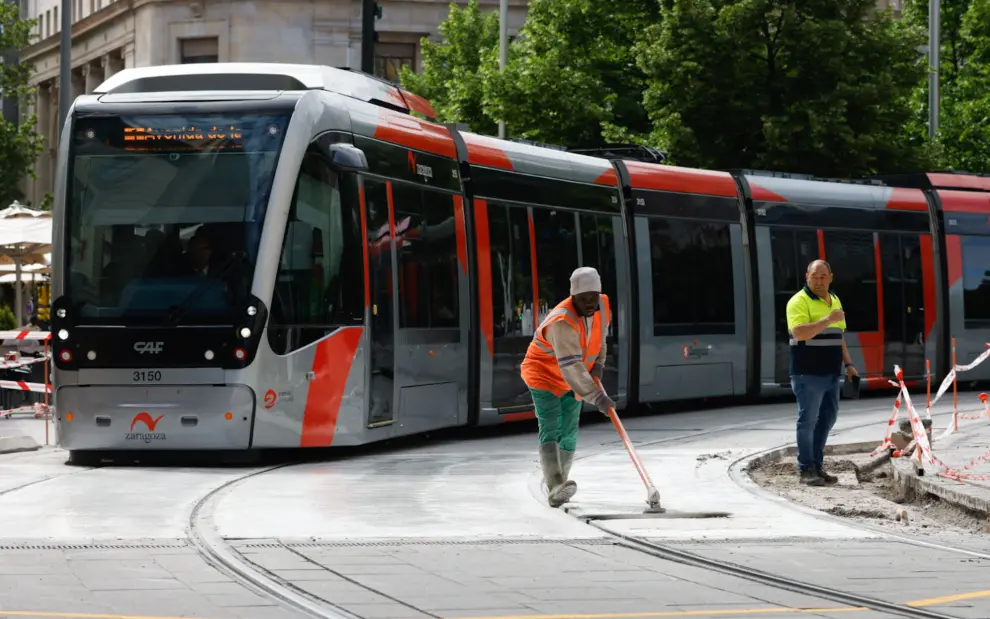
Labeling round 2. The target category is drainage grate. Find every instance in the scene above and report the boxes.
[234,538,617,549]
[0,540,191,551]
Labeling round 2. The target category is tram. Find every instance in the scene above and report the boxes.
[48,63,990,459]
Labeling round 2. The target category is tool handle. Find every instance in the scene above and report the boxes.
[594,377,656,490]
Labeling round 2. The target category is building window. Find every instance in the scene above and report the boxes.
[180,38,219,64]
[648,217,736,335]
[374,43,415,82]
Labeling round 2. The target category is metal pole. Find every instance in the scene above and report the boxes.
[58,0,71,128]
[928,0,940,138]
[360,0,375,74]
[498,0,507,139]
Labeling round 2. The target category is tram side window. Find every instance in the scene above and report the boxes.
[488,203,534,339]
[267,152,364,355]
[532,208,579,317]
[960,236,990,327]
[392,183,459,329]
[648,218,735,336]
[580,213,619,333]
[821,230,879,333]
[770,228,820,338]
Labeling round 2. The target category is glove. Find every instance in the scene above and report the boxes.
[590,359,604,379]
[594,392,615,416]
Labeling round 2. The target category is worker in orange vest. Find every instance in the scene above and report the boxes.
[520,267,614,507]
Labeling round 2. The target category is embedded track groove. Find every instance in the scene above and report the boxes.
[558,406,978,619]
[579,518,964,619]
[187,462,363,619]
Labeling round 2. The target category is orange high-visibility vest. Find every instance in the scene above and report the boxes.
[520,294,611,398]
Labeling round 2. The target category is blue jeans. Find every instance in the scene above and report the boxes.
[790,374,842,471]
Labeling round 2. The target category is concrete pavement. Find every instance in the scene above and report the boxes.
[0,394,984,618]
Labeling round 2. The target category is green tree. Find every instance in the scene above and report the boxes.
[636,0,933,177]
[399,0,500,134]
[481,0,659,147]
[0,2,43,207]
[903,0,990,172]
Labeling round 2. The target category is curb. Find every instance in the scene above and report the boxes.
[743,440,880,472]
[0,436,40,454]
[888,456,990,519]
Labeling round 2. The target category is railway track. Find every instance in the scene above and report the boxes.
[179,402,987,619]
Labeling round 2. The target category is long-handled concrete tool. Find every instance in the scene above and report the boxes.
[595,378,665,513]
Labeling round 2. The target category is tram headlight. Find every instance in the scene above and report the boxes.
[247,306,257,316]
[56,308,66,319]
[57,329,69,340]
[239,327,251,339]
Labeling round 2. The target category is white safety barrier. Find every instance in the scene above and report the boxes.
[0,330,51,341]
[0,330,53,442]
[870,343,990,481]
[933,339,990,440]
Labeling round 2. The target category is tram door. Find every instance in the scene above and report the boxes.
[363,178,396,425]
[880,233,927,378]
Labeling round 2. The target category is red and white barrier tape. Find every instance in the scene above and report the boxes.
[893,365,954,472]
[890,364,990,481]
[869,382,902,457]
[0,355,49,370]
[0,402,51,419]
[0,330,50,341]
[926,345,990,420]
[0,380,50,394]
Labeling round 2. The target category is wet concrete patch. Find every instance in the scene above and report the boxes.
[578,511,733,520]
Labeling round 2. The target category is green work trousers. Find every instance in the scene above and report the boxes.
[530,388,582,452]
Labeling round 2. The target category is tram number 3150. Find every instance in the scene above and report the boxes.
[133,370,163,382]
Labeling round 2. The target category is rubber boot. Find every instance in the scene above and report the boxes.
[539,442,576,507]
[559,448,577,498]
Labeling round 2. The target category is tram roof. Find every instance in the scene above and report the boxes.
[92,62,437,121]
[742,172,930,212]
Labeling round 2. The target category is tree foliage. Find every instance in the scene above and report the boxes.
[635,0,933,177]
[398,0,500,135]
[481,0,658,147]
[401,0,988,177]
[0,2,44,207]
[903,0,990,172]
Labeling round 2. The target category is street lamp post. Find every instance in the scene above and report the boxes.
[928,0,940,139]
[498,0,507,138]
[58,0,70,128]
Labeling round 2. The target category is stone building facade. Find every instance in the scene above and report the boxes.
[17,0,528,206]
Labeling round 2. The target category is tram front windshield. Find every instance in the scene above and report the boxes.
[65,112,290,325]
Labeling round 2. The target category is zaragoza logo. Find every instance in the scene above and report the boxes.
[126,412,166,443]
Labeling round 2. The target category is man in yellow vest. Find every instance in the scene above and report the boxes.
[786,259,858,486]
[521,267,614,507]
